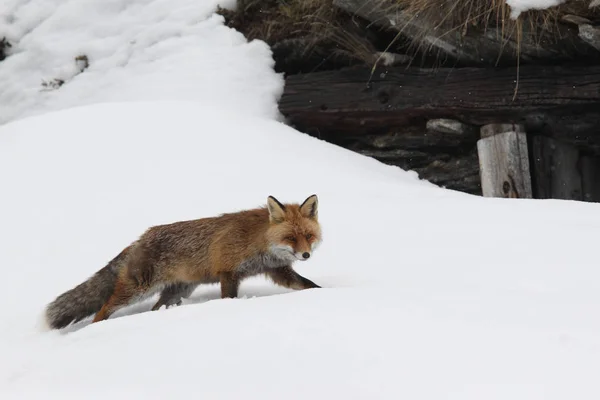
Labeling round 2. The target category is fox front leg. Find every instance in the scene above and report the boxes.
[220,272,240,298]
[266,266,321,290]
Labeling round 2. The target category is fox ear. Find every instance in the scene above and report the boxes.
[267,196,286,223]
[299,194,318,219]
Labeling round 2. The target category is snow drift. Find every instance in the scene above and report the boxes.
[1,101,600,399]
[1,0,600,399]
[0,0,282,125]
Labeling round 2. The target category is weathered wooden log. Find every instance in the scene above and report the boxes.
[477,124,532,198]
[345,121,481,193]
[354,120,478,151]
[357,145,481,194]
[282,65,600,118]
[354,147,435,168]
[413,150,481,195]
[280,65,600,148]
[332,0,599,66]
[531,136,582,200]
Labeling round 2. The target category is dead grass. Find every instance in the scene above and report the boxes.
[219,0,600,72]
[395,0,560,33]
[217,0,378,67]
[219,0,335,43]
[388,0,600,59]
[394,0,598,31]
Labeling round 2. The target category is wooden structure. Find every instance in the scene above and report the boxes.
[531,136,582,200]
[476,126,600,202]
[280,65,600,145]
[279,65,600,201]
[477,124,532,199]
[218,0,600,200]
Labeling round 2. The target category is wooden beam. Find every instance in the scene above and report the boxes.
[531,136,582,200]
[354,120,478,150]
[280,65,600,148]
[477,124,532,199]
[281,65,600,120]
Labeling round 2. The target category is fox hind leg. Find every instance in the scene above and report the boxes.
[151,282,199,311]
[92,275,149,323]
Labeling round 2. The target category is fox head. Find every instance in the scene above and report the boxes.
[266,194,322,262]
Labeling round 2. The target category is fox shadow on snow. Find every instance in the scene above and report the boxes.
[58,281,294,334]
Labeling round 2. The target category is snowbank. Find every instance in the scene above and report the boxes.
[1,101,600,399]
[1,0,600,398]
[0,0,283,125]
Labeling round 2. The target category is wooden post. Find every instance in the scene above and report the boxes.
[477,124,532,198]
[531,136,582,200]
[581,155,600,202]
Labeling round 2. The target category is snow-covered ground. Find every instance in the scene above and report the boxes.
[0,0,282,125]
[1,1,600,399]
[3,100,600,400]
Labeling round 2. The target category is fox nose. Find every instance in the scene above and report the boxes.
[302,252,310,259]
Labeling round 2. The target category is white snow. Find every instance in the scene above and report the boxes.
[505,0,566,18]
[0,0,283,125]
[2,103,600,400]
[1,0,600,399]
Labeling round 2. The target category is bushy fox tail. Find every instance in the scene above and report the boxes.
[44,246,131,330]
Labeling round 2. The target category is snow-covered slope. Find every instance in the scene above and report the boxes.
[1,0,600,399]
[1,101,600,400]
[0,0,282,125]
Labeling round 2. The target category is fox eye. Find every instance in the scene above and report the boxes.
[285,235,296,242]
[305,233,313,240]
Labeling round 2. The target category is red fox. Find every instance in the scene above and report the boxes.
[44,195,322,329]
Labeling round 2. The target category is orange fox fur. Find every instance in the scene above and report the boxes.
[44,195,322,329]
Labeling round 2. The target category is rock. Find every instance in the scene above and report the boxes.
[426,119,477,136]
[579,24,600,51]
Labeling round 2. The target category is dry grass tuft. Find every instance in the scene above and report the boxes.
[388,0,600,60]
[395,0,560,32]
[219,0,335,44]
[217,0,378,69]
[219,0,600,73]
